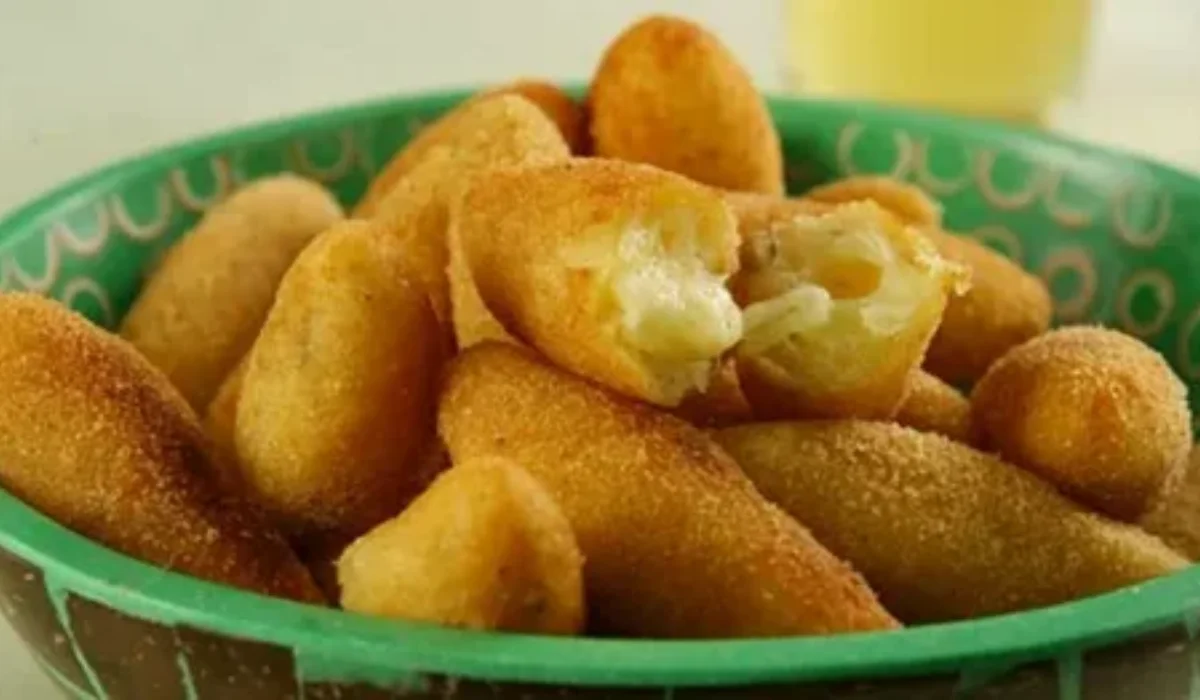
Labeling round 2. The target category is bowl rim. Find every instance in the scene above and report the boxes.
[1,86,1199,689]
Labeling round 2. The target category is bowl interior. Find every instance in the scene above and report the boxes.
[1,88,1200,690]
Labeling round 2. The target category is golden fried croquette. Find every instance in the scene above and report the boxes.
[803,176,944,228]
[339,457,585,634]
[120,175,343,410]
[354,85,579,219]
[479,80,588,154]
[368,94,570,330]
[589,15,783,194]
[785,177,1050,383]
[1142,445,1200,560]
[0,294,323,603]
[201,357,249,492]
[722,190,833,241]
[732,201,966,420]
[236,222,448,540]
[924,229,1052,384]
[971,326,1192,521]
[439,343,899,638]
[672,357,754,428]
[715,421,1187,623]
[894,369,972,443]
[457,159,746,406]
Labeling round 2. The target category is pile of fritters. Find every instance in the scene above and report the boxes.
[0,15,1193,640]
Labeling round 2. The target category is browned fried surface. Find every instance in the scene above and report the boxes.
[438,343,898,638]
[894,369,972,443]
[367,94,570,329]
[0,293,323,603]
[971,326,1191,521]
[236,222,448,541]
[120,175,343,410]
[480,80,588,154]
[715,421,1187,623]
[589,15,783,194]
[354,87,576,219]
[924,230,1052,384]
[458,158,740,406]
[339,456,585,634]
[1142,445,1200,560]
[201,357,249,493]
[803,177,943,228]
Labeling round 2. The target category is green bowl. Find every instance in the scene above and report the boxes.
[2,88,1200,700]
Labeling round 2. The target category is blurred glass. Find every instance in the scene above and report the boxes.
[783,0,1094,125]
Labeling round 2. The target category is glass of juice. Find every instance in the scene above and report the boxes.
[782,0,1094,125]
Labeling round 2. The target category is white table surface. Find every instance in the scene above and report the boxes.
[0,0,1197,696]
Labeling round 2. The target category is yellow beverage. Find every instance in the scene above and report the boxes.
[784,0,1093,124]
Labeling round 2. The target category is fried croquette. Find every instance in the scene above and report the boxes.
[732,201,966,420]
[0,294,323,603]
[201,357,249,493]
[368,94,571,330]
[722,190,834,241]
[120,175,343,410]
[354,84,579,219]
[589,15,784,194]
[1142,445,1200,560]
[803,176,944,229]
[715,421,1188,623]
[479,80,588,154]
[924,229,1053,384]
[339,457,585,635]
[785,177,1050,383]
[438,343,898,638]
[971,326,1192,521]
[457,159,745,406]
[894,369,972,443]
[236,222,448,540]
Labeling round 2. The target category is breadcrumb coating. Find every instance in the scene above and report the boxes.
[716,420,1187,623]
[120,175,343,410]
[438,342,899,638]
[0,294,323,603]
[971,326,1191,521]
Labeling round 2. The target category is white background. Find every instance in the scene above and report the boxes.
[0,0,1198,696]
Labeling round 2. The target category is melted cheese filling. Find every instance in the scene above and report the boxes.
[740,220,936,357]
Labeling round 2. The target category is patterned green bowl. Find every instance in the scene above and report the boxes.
[2,87,1200,700]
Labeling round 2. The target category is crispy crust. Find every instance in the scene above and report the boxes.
[457,158,741,406]
[120,175,343,410]
[480,80,588,155]
[438,343,898,638]
[0,294,323,603]
[355,83,582,219]
[589,15,783,194]
[236,222,448,540]
[339,456,585,634]
[924,229,1052,383]
[894,369,972,443]
[367,94,570,329]
[970,326,1191,521]
[715,421,1187,623]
